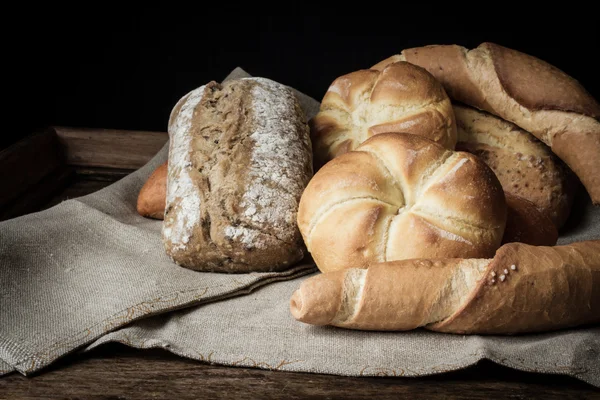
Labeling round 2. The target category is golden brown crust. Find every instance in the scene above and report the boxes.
[428,240,600,334]
[395,45,493,110]
[297,133,506,273]
[551,128,600,202]
[310,61,457,169]
[343,259,463,330]
[374,43,600,204]
[368,108,450,143]
[290,270,344,326]
[289,259,468,330]
[484,42,600,117]
[291,241,600,334]
[136,161,168,220]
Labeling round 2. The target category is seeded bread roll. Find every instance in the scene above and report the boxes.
[453,104,576,231]
[290,240,600,334]
[163,77,313,272]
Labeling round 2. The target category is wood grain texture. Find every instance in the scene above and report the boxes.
[0,128,64,209]
[54,126,168,169]
[0,344,596,400]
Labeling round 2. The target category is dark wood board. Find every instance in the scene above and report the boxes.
[0,128,65,212]
[54,126,167,170]
[1,344,598,400]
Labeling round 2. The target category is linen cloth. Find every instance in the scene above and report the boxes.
[0,68,598,387]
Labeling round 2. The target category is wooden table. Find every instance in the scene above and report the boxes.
[2,343,598,399]
[1,127,598,399]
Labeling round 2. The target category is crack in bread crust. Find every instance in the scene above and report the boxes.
[305,196,399,245]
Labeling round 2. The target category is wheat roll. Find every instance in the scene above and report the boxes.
[297,132,507,273]
[309,61,457,169]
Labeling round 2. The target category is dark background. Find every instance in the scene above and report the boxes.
[5,12,599,150]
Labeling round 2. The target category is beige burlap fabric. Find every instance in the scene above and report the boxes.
[0,68,598,387]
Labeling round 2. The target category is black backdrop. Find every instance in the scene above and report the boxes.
[5,12,599,150]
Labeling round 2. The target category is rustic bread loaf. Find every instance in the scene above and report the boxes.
[297,132,507,273]
[453,104,575,230]
[163,77,313,273]
[290,240,600,334]
[137,161,168,220]
[309,61,457,170]
[372,42,600,204]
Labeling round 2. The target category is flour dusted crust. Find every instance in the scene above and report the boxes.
[162,77,313,272]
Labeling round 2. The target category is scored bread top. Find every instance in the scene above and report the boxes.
[163,77,313,272]
[297,132,507,273]
[309,61,457,169]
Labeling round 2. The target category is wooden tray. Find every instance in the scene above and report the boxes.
[0,126,167,222]
[0,127,597,398]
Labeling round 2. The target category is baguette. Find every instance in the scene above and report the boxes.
[290,240,600,334]
[372,43,600,204]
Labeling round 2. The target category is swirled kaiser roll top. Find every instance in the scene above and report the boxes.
[373,42,600,204]
[310,61,457,169]
[297,133,507,273]
[290,240,600,334]
[163,77,313,273]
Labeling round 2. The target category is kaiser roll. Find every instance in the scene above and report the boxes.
[309,61,457,169]
[297,132,507,273]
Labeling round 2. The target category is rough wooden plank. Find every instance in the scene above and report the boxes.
[73,166,134,181]
[0,344,595,399]
[0,128,64,210]
[54,126,168,170]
